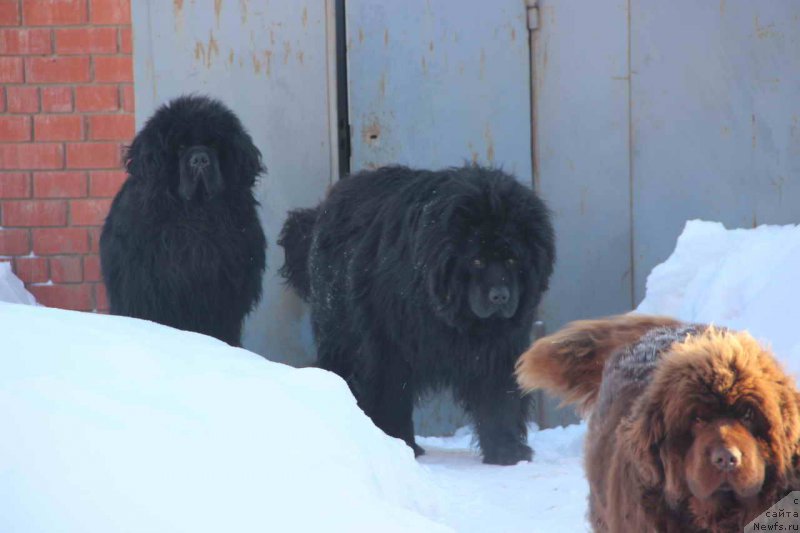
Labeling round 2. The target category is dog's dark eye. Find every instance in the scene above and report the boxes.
[473,258,485,269]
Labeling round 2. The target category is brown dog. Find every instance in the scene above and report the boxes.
[516,314,800,532]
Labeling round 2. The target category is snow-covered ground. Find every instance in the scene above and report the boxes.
[0,262,36,305]
[3,219,800,532]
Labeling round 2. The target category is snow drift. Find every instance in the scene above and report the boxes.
[638,219,800,376]
[0,262,36,305]
[0,302,449,533]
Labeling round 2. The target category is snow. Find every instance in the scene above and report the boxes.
[5,218,800,532]
[637,219,800,376]
[0,302,448,533]
[0,262,36,305]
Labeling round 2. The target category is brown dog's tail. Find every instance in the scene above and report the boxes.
[515,314,681,416]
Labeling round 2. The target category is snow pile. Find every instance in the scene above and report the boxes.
[0,302,449,533]
[638,220,800,376]
[0,262,36,305]
[417,423,589,533]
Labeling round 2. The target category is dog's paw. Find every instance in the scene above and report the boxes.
[482,442,533,466]
[411,442,426,457]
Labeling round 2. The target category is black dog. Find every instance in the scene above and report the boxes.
[100,95,267,346]
[279,165,555,464]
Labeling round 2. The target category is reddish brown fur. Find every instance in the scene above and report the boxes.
[516,315,800,532]
[515,314,680,415]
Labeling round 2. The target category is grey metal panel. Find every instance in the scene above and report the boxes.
[631,0,800,302]
[532,0,633,428]
[132,0,336,366]
[346,0,532,177]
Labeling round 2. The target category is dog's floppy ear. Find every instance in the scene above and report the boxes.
[125,129,165,184]
[617,391,666,488]
[234,131,265,187]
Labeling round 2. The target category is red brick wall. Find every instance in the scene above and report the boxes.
[0,0,133,312]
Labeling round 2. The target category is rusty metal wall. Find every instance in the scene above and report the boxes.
[132,0,337,367]
[532,0,800,427]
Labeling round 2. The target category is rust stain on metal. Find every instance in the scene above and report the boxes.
[302,6,308,28]
[239,0,248,24]
[251,52,262,74]
[362,119,381,145]
[228,50,235,65]
[263,50,273,77]
[754,15,779,39]
[173,0,184,14]
[207,32,219,68]
[511,27,516,41]
[269,28,276,46]
[296,50,304,65]
[483,124,495,163]
[194,42,204,63]
[421,55,428,74]
[479,48,486,80]
[468,142,478,164]
[719,0,725,16]
[384,29,389,46]
[358,28,364,44]
[283,41,292,64]
[214,0,223,27]
[429,40,434,52]
[378,73,386,97]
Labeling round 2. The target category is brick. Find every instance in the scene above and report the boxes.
[2,199,67,226]
[0,228,30,255]
[56,27,116,55]
[88,226,101,252]
[94,282,107,310]
[75,85,117,111]
[34,114,83,141]
[0,1,19,26]
[94,55,131,82]
[0,172,30,198]
[33,171,87,198]
[0,144,63,170]
[71,198,110,225]
[0,143,60,169]
[91,0,130,24]
[0,56,23,82]
[119,26,131,54]
[89,114,133,141]
[22,0,87,26]
[6,86,38,113]
[120,84,133,112]
[50,255,82,282]
[41,86,73,112]
[0,87,5,112]
[66,142,120,169]
[89,170,125,197]
[0,115,31,142]
[0,28,51,54]
[29,283,93,311]
[26,56,90,83]
[33,227,88,254]
[14,256,48,283]
[83,253,100,281]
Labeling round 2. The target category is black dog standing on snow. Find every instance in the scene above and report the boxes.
[100,96,267,346]
[279,165,555,464]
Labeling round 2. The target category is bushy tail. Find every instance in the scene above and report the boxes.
[277,207,319,301]
[515,314,680,415]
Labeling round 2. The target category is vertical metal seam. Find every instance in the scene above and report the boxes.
[528,2,539,191]
[627,0,636,308]
[324,0,340,184]
[335,0,351,178]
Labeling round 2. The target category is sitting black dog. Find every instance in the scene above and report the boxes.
[100,95,267,346]
[279,165,555,464]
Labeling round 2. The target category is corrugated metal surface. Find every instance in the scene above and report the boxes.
[132,0,337,367]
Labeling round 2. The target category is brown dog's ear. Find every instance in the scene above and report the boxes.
[617,393,665,488]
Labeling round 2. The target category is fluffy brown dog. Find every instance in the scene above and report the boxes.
[516,315,800,532]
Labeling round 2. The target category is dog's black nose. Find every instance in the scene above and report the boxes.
[711,445,742,472]
[488,286,510,306]
[189,152,210,169]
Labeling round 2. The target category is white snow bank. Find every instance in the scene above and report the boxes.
[0,302,450,533]
[417,423,589,533]
[638,219,800,376]
[0,262,36,305]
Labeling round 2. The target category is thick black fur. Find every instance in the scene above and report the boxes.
[100,95,267,346]
[279,165,555,464]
